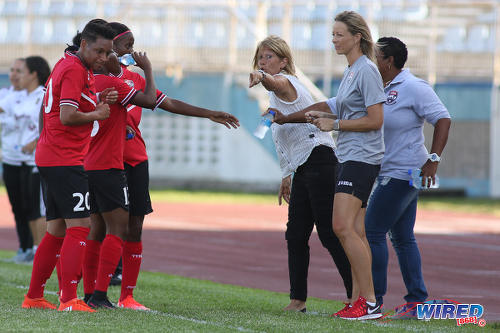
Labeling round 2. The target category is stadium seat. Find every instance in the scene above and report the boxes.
[0,0,27,15]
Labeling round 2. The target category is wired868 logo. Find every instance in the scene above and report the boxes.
[417,300,486,327]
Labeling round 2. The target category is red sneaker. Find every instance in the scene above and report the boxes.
[339,296,382,320]
[21,295,57,309]
[331,302,351,317]
[58,298,96,312]
[117,296,150,311]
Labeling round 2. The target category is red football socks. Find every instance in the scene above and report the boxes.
[59,227,90,303]
[95,234,124,293]
[27,232,64,299]
[83,239,102,295]
[120,241,143,301]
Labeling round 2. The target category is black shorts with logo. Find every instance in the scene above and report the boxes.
[335,161,380,208]
[39,165,90,221]
[87,169,129,214]
[124,160,153,216]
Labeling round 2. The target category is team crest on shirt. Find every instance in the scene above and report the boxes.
[347,71,355,83]
[124,80,134,87]
[386,90,398,105]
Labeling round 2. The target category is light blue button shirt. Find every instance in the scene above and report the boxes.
[378,69,451,180]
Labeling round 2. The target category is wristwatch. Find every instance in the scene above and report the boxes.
[333,119,340,131]
[428,153,441,162]
[258,69,267,82]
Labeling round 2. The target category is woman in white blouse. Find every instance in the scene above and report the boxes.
[249,35,352,312]
[0,56,51,262]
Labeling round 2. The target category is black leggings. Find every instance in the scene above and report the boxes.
[3,163,36,251]
[286,146,352,301]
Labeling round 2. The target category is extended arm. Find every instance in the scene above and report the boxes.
[273,101,333,124]
[159,98,239,129]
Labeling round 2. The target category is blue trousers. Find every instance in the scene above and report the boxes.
[365,176,428,305]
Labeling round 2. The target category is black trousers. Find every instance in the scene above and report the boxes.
[2,163,35,251]
[286,145,352,301]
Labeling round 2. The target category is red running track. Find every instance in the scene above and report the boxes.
[0,195,499,322]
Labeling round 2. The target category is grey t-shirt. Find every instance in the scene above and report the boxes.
[379,69,451,180]
[327,55,386,165]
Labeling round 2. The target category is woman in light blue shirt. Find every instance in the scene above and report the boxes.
[304,11,386,320]
[366,37,451,319]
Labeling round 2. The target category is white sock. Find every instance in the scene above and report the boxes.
[367,301,376,307]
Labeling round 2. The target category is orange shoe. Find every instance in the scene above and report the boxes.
[117,296,150,311]
[58,298,96,312]
[21,295,57,309]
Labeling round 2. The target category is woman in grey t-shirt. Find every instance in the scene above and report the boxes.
[305,11,385,320]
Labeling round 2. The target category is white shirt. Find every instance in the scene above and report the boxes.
[0,86,43,165]
[269,73,336,178]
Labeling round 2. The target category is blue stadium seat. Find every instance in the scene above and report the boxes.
[236,26,254,49]
[71,0,96,17]
[0,0,27,15]
[438,27,465,52]
[5,18,26,43]
[293,4,313,20]
[47,0,70,16]
[30,18,51,44]
[268,6,282,20]
[268,23,281,37]
[291,23,311,50]
[0,19,6,43]
[466,25,490,53]
[135,21,162,46]
[50,19,76,44]
[311,23,329,50]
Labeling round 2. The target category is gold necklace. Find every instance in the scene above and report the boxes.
[384,79,392,87]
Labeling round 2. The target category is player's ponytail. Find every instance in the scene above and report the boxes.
[65,32,82,53]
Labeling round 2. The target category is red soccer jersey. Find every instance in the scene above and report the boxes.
[36,52,98,166]
[115,65,165,166]
[84,74,138,170]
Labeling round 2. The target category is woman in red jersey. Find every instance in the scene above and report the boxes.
[96,22,239,311]
[83,44,159,309]
[22,19,117,312]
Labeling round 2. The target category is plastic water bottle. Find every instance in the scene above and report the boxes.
[408,168,439,189]
[119,54,136,66]
[253,110,276,139]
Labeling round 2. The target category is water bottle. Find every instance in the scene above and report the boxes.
[408,168,439,189]
[119,54,136,66]
[253,110,276,139]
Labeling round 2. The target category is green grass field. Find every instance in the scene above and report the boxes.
[1,251,496,332]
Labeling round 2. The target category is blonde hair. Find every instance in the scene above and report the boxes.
[252,35,296,76]
[335,11,375,62]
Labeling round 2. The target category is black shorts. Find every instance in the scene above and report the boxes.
[87,169,129,214]
[124,161,153,216]
[39,165,90,221]
[335,161,380,208]
[28,168,44,220]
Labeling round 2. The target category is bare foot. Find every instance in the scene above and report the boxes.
[283,299,306,312]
